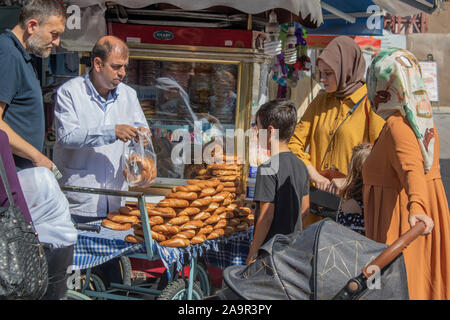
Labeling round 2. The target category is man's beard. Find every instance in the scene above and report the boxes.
[26,34,52,58]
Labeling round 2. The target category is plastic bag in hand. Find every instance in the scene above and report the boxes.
[123,129,157,187]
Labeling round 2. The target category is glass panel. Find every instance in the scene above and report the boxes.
[125,58,239,181]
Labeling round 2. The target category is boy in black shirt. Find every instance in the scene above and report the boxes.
[246,99,310,265]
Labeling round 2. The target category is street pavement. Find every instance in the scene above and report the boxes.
[434,109,450,202]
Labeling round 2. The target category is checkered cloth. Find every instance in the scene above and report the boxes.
[72,222,253,273]
[204,227,253,269]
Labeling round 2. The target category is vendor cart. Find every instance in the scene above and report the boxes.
[62,185,252,300]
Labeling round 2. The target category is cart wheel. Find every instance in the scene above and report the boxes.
[62,290,92,300]
[79,273,107,300]
[90,256,132,288]
[157,279,204,300]
[157,260,211,296]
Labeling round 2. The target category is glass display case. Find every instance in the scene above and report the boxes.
[125,43,271,191]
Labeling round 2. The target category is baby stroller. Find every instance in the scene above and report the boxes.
[208,188,422,300]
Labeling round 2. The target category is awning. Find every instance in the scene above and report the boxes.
[68,0,324,26]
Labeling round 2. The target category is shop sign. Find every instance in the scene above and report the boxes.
[153,30,174,41]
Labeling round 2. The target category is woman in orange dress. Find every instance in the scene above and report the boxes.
[363,48,450,300]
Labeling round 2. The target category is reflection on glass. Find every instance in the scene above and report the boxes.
[126,59,238,180]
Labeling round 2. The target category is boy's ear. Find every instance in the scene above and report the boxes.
[267,125,277,137]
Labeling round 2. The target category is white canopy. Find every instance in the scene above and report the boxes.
[69,0,323,24]
[61,0,323,51]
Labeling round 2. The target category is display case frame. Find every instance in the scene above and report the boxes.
[125,43,271,195]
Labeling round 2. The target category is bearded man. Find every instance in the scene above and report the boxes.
[0,0,66,170]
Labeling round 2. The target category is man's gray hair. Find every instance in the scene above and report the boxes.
[18,0,67,27]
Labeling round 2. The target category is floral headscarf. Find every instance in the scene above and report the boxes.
[366,49,435,173]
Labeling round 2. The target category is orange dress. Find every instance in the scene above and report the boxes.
[363,113,450,300]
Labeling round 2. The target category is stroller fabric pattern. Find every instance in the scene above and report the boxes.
[222,219,409,300]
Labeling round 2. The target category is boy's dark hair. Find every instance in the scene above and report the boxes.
[18,0,67,28]
[255,99,298,141]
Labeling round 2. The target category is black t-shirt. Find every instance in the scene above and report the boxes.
[253,151,309,244]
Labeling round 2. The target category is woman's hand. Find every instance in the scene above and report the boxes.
[328,177,347,194]
[409,214,434,235]
[307,165,331,191]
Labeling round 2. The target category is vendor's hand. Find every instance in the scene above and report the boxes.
[136,127,151,145]
[115,125,138,142]
[327,177,346,194]
[409,214,434,235]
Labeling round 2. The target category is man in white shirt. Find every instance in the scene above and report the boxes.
[53,35,149,221]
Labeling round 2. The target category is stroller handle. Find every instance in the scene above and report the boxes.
[362,221,426,279]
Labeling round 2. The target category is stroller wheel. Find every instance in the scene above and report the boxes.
[157,279,204,300]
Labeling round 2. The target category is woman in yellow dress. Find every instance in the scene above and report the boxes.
[288,36,385,227]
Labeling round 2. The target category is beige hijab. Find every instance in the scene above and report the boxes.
[317,36,366,99]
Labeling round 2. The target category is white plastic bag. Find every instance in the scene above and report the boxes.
[17,167,78,248]
[123,129,157,187]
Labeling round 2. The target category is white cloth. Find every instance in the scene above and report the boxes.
[17,167,77,248]
[53,72,149,217]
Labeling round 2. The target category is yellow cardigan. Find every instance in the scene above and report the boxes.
[289,85,385,227]
[289,84,385,176]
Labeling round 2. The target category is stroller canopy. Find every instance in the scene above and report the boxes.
[223,219,409,300]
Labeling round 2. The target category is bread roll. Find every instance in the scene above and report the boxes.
[177,207,201,216]
[199,187,216,198]
[102,219,132,231]
[214,184,224,194]
[212,170,239,176]
[239,207,252,216]
[213,207,227,216]
[160,238,190,247]
[211,191,231,203]
[180,219,204,230]
[152,224,181,235]
[213,219,227,229]
[223,181,239,187]
[206,232,220,240]
[167,215,190,226]
[190,234,206,245]
[219,211,235,219]
[223,187,238,193]
[166,192,198,201]
[246,214,255,226]
[197,225,213,235]
[205,202,220,213]
[124,235,144,243]
[158,198,190,208]
[106,212,139,225]
[172,230,196,239]
[208,164,240,171]
[149,216,165,226]
[214,228,225,236]
[204,214,221,225]
[148,208,176,218]
[151,230,167,242]
[227,218,240,227]
[173,184,202,193]
[218,175,239,182]
[190,197,212,207]
[192,211,211,221]
[119,206,134,215]
[224,226,235,235]
[235,222,249,231]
